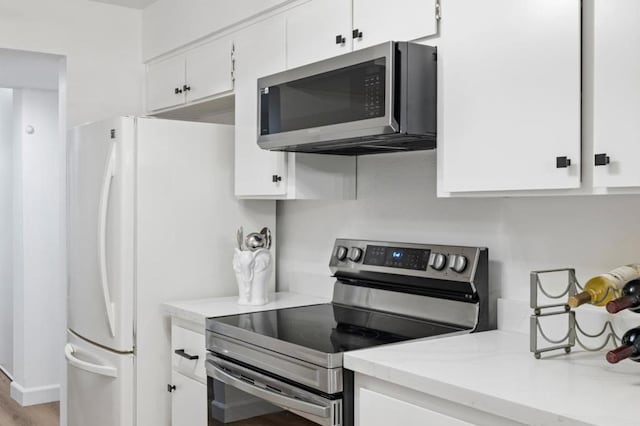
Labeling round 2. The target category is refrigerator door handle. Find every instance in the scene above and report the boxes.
[98,142,117,338]
[64,343,118,378]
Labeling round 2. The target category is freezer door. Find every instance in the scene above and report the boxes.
[67,117,135,351]
[66,331,134,426]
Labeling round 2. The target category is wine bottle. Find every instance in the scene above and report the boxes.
[606,280,640,314]
[567,264,640,308]
[606,326,640,364]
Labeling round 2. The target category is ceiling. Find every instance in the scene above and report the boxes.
[89,0,158,9]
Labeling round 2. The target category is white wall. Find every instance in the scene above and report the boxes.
[10,89,63,405]
[0,0,143,127]
[276,151,640,305]
[0,88,13,377]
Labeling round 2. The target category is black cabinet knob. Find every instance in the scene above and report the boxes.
[335,35,346,45]
[183,84,191,92]
[352,29,363,39]
[174,87,183,94]
[594,153,611,166]
[272,175,282,183]
[167,384,176,393]
[556,156,571,168]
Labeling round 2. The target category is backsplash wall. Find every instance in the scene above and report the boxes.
[276,151,640,303]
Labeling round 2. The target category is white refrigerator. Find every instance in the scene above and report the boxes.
[65,117,275,426]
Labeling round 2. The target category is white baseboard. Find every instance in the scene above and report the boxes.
[10,381,60,406]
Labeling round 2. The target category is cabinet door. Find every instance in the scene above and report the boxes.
[185,36,234,103]
[359,388,473,426]
[171,370,207,426]
[234,15,288,197]
[286,0,352,69]
[352,0,438,50]
[439,0,581,193]
[592,0,640,188]
[146,55,185,112]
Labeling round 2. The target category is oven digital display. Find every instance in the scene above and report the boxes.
[363,245,431,271]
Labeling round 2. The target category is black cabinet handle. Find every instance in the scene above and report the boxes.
[167,384,176,393]
[272,175,282,183]
[183,84,191,92]
[594,153,611,166]
[352,29,363,39]
[174,349,199,360]
[174,87,183,94]
[556,156,571,168]
[335,34,346,45]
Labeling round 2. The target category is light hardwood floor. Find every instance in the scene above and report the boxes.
[0,372,59,426]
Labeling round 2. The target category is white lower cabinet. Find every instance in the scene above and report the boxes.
[355,374,519,426]
[359,388,473,426]
[171,370,207,426]
[169,321,207,426]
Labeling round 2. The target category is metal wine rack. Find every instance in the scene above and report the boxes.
[530,268,621,359]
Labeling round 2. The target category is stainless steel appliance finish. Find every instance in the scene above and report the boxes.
[206,239,491,426]
[208,332,344,393]
[207,355,342,426]
[257,42,437,155]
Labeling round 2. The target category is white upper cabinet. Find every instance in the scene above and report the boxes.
[439,0,581,193]
[146,56,185,112]
[286,0,352,69]
[592,0,640,188]
[184,36,234,104]
[352,0,438,50]
[234,15,289,198]
[143,0,291,61]
[234,9,357,199]
[146,37,234,113]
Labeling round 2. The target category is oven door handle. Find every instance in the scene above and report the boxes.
[209,364,331,419]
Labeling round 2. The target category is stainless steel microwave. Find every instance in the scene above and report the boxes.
[257,41,436,155]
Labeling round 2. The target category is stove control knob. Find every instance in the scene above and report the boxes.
[349,247,364,262]
[335,246,348,261]
[431,253,447,271]
[450,255,468,273]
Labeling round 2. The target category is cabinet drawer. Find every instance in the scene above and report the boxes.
[359,388,474,426]
[171,325,206,383]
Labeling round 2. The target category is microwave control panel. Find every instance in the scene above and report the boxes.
[363,73,383,118]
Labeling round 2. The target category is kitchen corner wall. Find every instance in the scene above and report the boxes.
[276,151,640,304]
[11,88,63,405]
[0,88,13,377]
[0,0,143,127]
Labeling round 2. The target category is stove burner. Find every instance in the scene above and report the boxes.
[335,323,383,339]
[330,323,407,352]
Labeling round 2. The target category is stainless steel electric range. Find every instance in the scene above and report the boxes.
[206,239,491,426]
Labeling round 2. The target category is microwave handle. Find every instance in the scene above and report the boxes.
[208,363,330,419]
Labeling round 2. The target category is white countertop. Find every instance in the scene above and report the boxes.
[161,291,329,326]
[344,330,639,426]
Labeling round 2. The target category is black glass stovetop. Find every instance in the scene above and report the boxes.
[211,303,466,354]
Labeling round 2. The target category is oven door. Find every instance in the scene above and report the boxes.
[206,354,343,426]
[257,42,397,151]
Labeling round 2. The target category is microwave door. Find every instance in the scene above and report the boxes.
[258,42,397,151]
